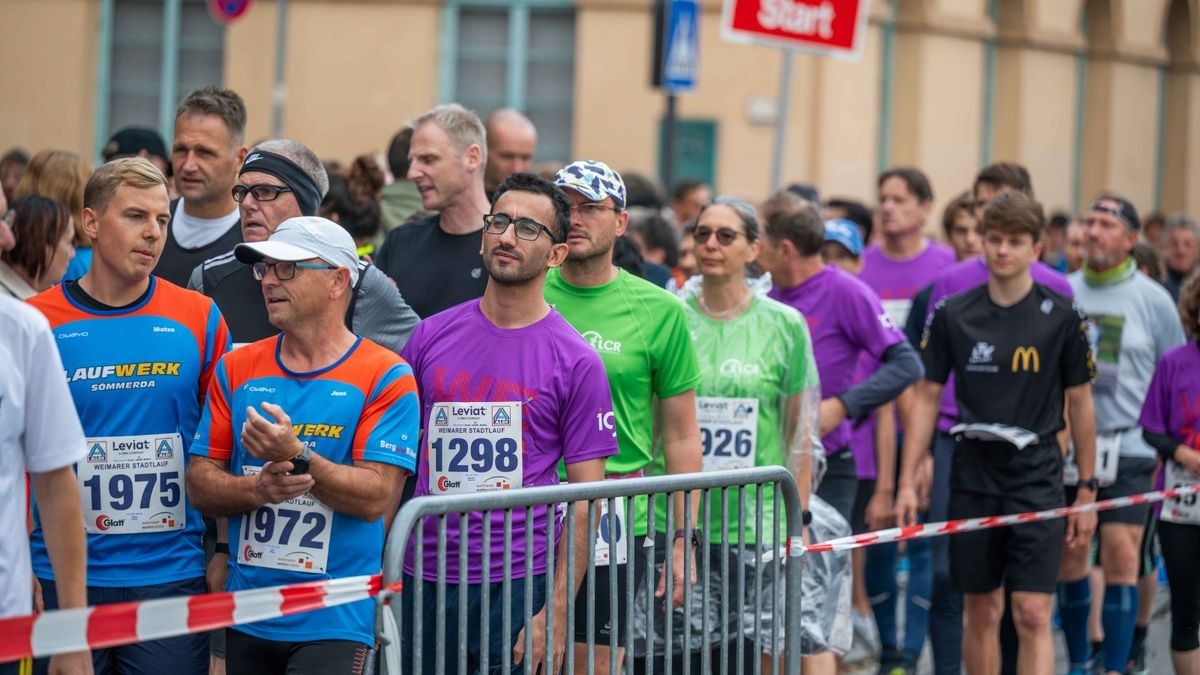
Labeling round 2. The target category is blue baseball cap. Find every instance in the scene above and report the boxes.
[554,160,626,210]
[824,218,864,257]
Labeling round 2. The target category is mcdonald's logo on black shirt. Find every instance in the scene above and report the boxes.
[1011,346,1040,373]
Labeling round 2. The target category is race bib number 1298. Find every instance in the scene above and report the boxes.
[427,402,523,494]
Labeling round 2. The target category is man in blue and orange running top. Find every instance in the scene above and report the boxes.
[26,157,231,675]
[187,216,419,675]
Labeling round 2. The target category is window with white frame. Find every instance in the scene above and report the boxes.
[444,0,576,163]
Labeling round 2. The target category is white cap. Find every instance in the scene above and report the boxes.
[235,216,359,285]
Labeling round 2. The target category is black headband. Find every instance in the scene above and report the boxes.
[1089,198,1141,231]
[239,150,321,216]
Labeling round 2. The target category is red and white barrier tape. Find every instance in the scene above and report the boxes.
[0,573,399,663]
[792,482,1200,557]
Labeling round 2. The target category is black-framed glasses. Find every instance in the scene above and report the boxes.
[483,213,560,242]
[251,260,338,281]
[569,202,619,218]
[694,227,746,246]
[232,184,294,203]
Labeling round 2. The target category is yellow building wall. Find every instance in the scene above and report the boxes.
[225,0,440,159]
[0,0,1195,221]
[0,0,98,158]
[992,47,1078,213]
[891,26,986,220]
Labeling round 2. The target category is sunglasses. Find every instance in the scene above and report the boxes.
[694,227,747,246]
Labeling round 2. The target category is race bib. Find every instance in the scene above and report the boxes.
[1163,461,1200,525]
[427,402,523,494]
[1062,433,1119,487]
[239,466,333,574]
[1096,432,1120,487]
[593,497,628,566]
[697,397,758,471]
[880,299,912,331]
[79,434,185,535]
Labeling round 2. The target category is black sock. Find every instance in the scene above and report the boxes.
[1130,624,1148,656]
[1091,640,1103,659]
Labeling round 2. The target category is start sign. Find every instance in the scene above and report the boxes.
[721,0,868,58]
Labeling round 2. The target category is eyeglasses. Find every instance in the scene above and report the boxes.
[569,202,620,218]
[232,184,294,203]
[251,260,338,281]
[483,213,560,242]
[694,227,747,246]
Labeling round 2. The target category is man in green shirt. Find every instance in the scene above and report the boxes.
[544,160,703,673]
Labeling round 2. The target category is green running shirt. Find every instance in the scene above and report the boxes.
[544,268,701,536]
[652,294,820,543]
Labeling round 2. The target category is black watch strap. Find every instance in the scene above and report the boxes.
[801,510,813,526]
[214,542,230,555]
[1078,477,1100,492]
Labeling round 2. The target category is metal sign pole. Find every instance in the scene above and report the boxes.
[271,0,289,138]
[769,47,793,194]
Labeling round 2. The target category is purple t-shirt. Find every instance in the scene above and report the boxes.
[1139,342,1200,449]
[401,299,617,583]
[851,242,956,477]
[926,258,1073,431]
[769,265,906,453]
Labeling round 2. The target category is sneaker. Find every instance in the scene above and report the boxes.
[845,611,881,665]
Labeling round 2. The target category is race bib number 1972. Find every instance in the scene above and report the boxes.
[239,466,333,574]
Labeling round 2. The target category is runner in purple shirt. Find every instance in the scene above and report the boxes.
[851,167,958,674]
[758,191,923,527]
[1139,272,1200,673]
[399,173,616,675]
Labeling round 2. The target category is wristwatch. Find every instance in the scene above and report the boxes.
[290,446,314,475]
[1077,477,1100,492]
[672,528,702,546]
[801,510,813,526]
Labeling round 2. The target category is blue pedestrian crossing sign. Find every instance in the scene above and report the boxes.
[662,0,699,93]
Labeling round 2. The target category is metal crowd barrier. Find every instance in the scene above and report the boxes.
[375,467,804,675]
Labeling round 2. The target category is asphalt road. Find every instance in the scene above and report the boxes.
[843,575,1175,674]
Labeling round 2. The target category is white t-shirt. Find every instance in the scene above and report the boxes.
[0,295,87,618]
[172,199,240,249]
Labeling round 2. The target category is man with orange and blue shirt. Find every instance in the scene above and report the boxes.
[27,157,231,675]
[187,216,418,675]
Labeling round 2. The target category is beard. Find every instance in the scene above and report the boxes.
[484,246,545,286]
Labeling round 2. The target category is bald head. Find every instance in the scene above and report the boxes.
[484,109,537,192]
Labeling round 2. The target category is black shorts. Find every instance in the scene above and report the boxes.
[815,448,857,523]
[948,440,1065,595]
[1064,456,1157,526]
[851,478,875,534]
[572,535,649,647]
[225,630,370,675]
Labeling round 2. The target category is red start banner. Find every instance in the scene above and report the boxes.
[721,0,869,58]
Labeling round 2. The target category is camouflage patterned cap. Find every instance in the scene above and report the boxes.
[553,160,626,210]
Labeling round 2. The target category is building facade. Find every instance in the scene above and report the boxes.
[1,0,1197,217]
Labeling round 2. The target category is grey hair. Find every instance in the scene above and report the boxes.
[251,138,330,198]
[413,104,487,168]
[1166,213,1200,240]
[698,195,760,241]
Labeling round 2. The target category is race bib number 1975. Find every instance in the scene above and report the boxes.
[79,434,185,535]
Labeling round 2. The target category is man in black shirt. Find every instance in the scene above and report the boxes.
[154,87,248,286]
[896,191,1098,675]
[373,104,490,318]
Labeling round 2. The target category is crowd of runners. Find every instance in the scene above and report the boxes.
[2,84,1200,675]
